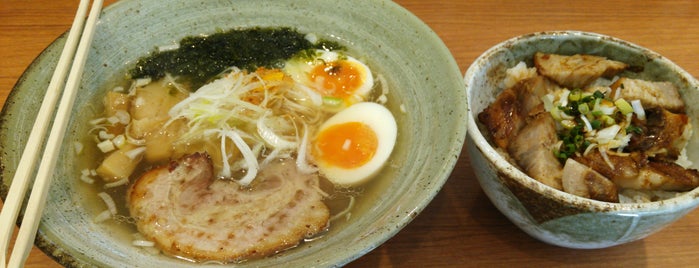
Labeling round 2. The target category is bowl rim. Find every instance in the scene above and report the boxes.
[465,30,699,211]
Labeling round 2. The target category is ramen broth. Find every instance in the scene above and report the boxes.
[75,27,401,263]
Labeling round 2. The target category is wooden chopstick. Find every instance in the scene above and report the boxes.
[0,0,103,267]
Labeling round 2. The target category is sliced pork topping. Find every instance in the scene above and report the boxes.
[508,112,563,190]
[477,84,522,149]
[573,151,699,192]
[628,107,692,159]
[644,160,699,191]
[534,52,628,89]
[128,153,330,262]
[610,77,685,112]
[478,75,558,149]
[562,158,618,202]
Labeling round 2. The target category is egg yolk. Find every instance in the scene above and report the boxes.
[310,61,364,99]
[314,122,378,169]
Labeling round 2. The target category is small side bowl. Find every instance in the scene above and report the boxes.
[465,31,699,249]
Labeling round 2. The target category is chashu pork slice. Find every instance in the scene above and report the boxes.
[507,112,563,190]
[534,52,628,89]
[627,107,692,159]
[478,75,559,149]
[128,153,330,262]
[562,158,619,202]
[573,151,699,192]
[610,77,685,113]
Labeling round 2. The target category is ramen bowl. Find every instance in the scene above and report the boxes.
[465,31,699,249]
[0,0,467,266]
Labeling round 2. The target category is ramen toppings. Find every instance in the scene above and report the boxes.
[83,28,397,263]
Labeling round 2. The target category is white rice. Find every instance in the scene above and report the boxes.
[502,61,537,89]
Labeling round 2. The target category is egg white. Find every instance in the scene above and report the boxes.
[313,102,397,186]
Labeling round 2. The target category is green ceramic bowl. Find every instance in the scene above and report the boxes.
[0,0,467,266]
[466,31,699,248]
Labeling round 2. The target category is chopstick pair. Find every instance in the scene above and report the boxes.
[0,0,103,267]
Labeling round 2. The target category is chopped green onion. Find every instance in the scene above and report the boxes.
[615,98,633,115]
[593,90,605,99]
[542,94,555,111]
[554,149,567,160]
[631,99,646,121]
[626,125,643,134]
[600,115,616,126]
[580,114,593,131]
[582,140,591,148]
[569,90,582,102]
[559,90,571,107]
[578,103,590,114]
[561,119,576,129]
[550,107,563,121]
[592,98,601,112]
[547,86,642,162]
[322,96,344,107]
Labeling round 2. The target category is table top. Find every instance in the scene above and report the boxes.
[2,0,699,267]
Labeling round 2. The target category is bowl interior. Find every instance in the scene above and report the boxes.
[465,31,699,210]
[0,0,466,266]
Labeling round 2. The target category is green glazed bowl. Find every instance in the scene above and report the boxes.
[0,0,467,266]
[465,31,699,249]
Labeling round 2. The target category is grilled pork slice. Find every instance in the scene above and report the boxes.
[628,107,692,159]
[478,75,558,149]
[508,112,563,190]
[128,153,329,262]
[478,85,522,149]
[610,77,685,112]
[534,52,628,89]
[644,161,699,191]
[562,158,619,202]
[574,151,699,191]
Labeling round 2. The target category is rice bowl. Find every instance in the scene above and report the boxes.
[465,31,699,249]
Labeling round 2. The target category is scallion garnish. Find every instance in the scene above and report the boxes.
[542,88,645,162]
[626,125,643,134]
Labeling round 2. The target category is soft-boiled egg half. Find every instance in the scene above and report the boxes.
[284,49,374,109]
[311,102,397,187]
